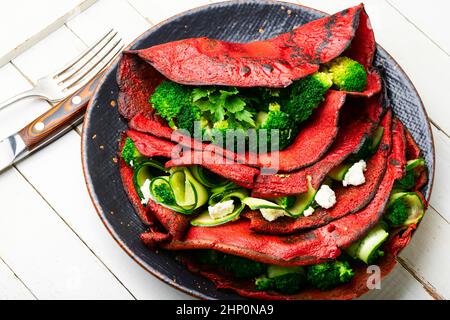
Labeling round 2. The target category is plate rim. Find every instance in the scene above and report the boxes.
[81,0,436,300]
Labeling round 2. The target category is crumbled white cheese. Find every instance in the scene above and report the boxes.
[130,160,134,168]
[140,179,152,205]
[303,206,315,217]
[208,200,235,220]
[343,160,367,187]
[315,185,337,209]
[260,208,286,222]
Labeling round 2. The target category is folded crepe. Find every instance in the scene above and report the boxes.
[117,4,381,173]
[115,3,427,300]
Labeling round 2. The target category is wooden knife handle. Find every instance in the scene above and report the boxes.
[19,72,104,151]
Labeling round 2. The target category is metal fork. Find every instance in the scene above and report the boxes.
[0,29,124,112]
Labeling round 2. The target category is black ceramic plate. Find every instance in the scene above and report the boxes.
[82,0,435,300]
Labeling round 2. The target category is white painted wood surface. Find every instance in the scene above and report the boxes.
[0,0,448,300]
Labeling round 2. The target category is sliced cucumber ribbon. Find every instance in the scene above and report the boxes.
[191,188,249,227]
[133,159,168,201]
[243,176,317,218]
[388,192,425,226]
[406,158,425,172]
[347,223,389,264]
[329,126,385,182]
[145,167,209,215]
[190,166,231,188]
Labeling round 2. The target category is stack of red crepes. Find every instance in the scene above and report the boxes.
[116,4,427,300]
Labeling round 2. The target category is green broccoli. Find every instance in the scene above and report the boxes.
[275,196,297,210]
[396,171,416,190]
[150,81,193,128]
[197,251,265,279]
[255,265,306,295]
[255,276,274,291]
[257,102,295,150]
[283,72,333,124]
[306,261,355,291]
[176,105,202,134]
[153,183,176,205]
[386,197,409,226]
[327,57,367,92]
[222,254,266,279]
[121,138,142,167]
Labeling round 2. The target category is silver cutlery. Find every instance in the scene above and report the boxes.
[0,29,123,112]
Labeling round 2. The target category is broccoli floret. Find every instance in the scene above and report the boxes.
[150,81,193,128]
[121,138,142,166]
[153,183,176,205]
[396,171,416,190]
[275,196,297,210]
[328,57,367,92]
[386,198,409,226]
[307,261,355,291]
[222,255,266,279]
[255,276,275,291]
[177,105,201,134]
[257,103,295,150]
[255,265,306,295]
[284,72,333,124]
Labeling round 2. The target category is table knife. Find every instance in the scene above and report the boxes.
[0,71,105,173]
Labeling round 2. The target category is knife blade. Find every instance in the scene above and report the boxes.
[0,70,105,173]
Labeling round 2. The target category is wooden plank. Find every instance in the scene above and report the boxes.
[429,127,450,222]
[359,265,432,300]
[0,259,35,300]
[387,0,450,55]
[15,131,191,300]
[0,0,97,68]
[399,207,450,299]
[11,2,190,300]
[0,63,50,142]
[127,0,212,24]
[297,0,450,137]
[66,0,151,46]
[12,26,86,84]
[0,168,133,300]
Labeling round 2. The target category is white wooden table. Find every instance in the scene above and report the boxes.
[0,0,448,300]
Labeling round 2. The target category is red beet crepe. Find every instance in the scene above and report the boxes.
[117,4,381,175]
[245,110,393,234]
[115,3,427,300]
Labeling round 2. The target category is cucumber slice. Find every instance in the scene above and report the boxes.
[191,189,249,227]
[243,198,281,210]
[190,166,230,188]
[371,127,385,152]
[355,224,389,264]
[133,160,167,200]
[243,177,317,218]
[389,192,425,226]
[177,168,209,210]
[406,158,425,172]
[149,167,209,215]
[329,163,352,182]
[286,176,317,217]
[170,169,197,209]
[267,265,304,278]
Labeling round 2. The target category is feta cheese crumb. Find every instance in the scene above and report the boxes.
[303,206,315,217]
[315,185,337,209]
[208,200,235,220]
[130,160,134,168]
[260,208,286,222]
[343,160,367,187]
[140,179,152,205]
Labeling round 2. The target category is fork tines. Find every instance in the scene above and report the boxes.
[54,29,124,93]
